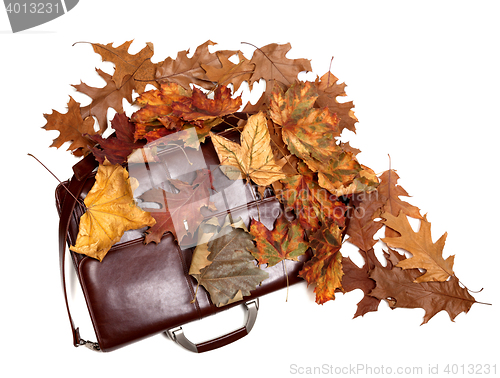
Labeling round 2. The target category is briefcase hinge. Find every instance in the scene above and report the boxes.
[78,339,101,352]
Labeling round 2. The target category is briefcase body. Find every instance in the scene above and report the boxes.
[56,120,311,352]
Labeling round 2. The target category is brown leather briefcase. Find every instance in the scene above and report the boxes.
[56,115,317,353]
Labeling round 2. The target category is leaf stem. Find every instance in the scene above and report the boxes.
[283,260,289,302]
[327,56,334,86]
[27,154,86,213]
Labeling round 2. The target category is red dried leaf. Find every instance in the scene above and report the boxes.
[89,113,145,165]
[139,169,216,244]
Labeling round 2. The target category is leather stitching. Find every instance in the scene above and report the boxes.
[174,240,202,319]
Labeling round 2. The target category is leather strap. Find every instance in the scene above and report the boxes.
[58,154,98,348]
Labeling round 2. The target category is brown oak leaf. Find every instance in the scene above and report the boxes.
[340,249,387,318]
[43,96,96,156]
[378,169,423,237]
[242,43,312,112]
[89,40,158,93]
[315,71,358,134]
[247,42,311,88]
[381,212,454,283]
[156,40,222,90]
[202,51,255,92]
[345,190,385,252]
[369,248,476,324]
[73,68,135,134]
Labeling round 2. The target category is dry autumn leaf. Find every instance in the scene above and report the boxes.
[202,51,255,92]
[156,40,220,90]
[313,151,363,193]
[43,96,96,157]
[315,71,358,134]
[139,169,216,244]
[270,81,341,165]
[131,83,239,143]
[69,160,156,262]
[280,162,347,232]
[369,248,475,324]
[345,190,385,252]
[381,211,454,283]
[89,113,145,165]
[340,249,385,318]
[324,165,379,197]
[191,218,269,307]
[250,214,308,267]
[299,221,344,304]
[73,68,136,134]
[188,217,221,275]
[43,40,485,324]
[269,80,378,197]
[171,85,242,123]
[245,42,312,110]
[89,40,157,93]
[210,111,286,186]
[247,42,312,88]
[378,170,423,238]
[131,82,190,127]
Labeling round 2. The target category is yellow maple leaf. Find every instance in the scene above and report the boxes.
[70,160,156,262]
[209,111,286,187]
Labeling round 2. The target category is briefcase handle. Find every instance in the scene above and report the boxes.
[166,299,259,353]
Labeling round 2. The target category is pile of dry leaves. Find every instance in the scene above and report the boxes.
[43,40,480,323]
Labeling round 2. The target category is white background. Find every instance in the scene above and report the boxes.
[1,1,499,377]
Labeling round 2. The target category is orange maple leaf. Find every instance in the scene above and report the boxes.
[171,85,242,123]
[299,222,344,304]
[269,81,341,165]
